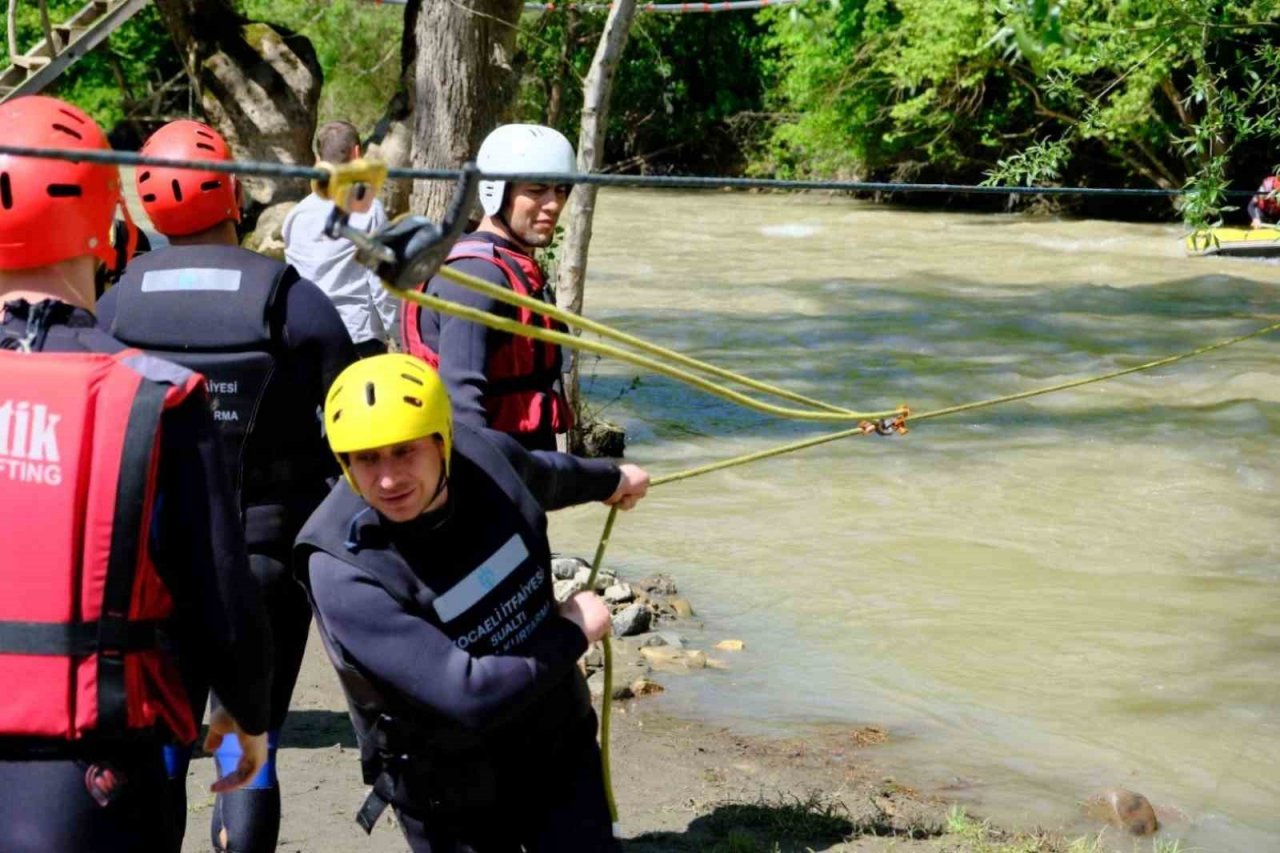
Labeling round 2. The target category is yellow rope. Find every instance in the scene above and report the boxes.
[911,318,1280,423]
[431,266,858,413]
[601,636,618,830]
[585,509,621,825]
[650,316,1280,486]
[388,274,900,421]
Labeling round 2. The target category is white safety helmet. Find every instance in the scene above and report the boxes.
[476,124,577,217]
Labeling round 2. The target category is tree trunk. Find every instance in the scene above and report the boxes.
[152,0,322,211]
[365,90,415,218]
[556,0,637,449]
[406,0,524,221]
[362,2,422,220]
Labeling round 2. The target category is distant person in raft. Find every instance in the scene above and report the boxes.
[1247,174,1279,228]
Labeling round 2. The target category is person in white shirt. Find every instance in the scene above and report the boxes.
[283,120,397,357]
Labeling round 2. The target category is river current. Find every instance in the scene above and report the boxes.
[546,190,1280,851]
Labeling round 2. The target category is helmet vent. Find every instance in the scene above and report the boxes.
[200,179,223,191]
[196,141,216,152]
[365,382,376,406]
[57,107,86,125]
[51,123,83,141]
[403,396,423,408]
[0,173,11,210]
[401,372,424,386]
[47,184,82,198]
[170,179,184,202]
[141,193,157,202]
[331,408,343,422]
[138,170,151,184]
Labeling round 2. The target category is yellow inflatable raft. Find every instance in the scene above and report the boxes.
[1185,226,1280,258]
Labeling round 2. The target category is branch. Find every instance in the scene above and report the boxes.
[1130,135,1183,187]
[1004,64,1080,127]
[1159,76,1195,130]
[1106,143,1173,189]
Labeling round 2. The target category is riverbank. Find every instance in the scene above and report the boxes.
[178,559,1165,853]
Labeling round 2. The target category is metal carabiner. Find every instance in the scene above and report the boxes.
[312,158,389,219]
[343,163,480,289]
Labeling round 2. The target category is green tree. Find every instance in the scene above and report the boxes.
[2,2,186,139]
[235,0,403,130]
[759,0,1280,222]
[1,0,401,142]
[514,8,774,173]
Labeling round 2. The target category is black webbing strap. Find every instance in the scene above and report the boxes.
[0,620,163,656]
[97,378,168,733]
[356,772,396,834]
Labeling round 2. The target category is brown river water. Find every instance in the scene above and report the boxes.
[541,190,1280,850]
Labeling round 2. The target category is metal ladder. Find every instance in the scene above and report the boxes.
[0,0,150,102]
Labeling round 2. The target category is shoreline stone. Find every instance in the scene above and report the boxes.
[562,557,712,702]
[1084,788,1159,836]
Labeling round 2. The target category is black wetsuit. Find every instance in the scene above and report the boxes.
[411,232,565,452]
[98,245,356,852]
[297,423,621,852]
[0,299,272,853]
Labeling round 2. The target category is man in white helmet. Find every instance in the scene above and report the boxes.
[401,124,576,452]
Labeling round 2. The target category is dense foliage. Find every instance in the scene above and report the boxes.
[10,0,1278,222]
[0,0,400,144]
[513,8,774,175]
[0,1,183,144]
[236,0,402,129]
[757,0,1280,220]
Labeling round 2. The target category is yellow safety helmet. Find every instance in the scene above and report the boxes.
[324,354,453,489]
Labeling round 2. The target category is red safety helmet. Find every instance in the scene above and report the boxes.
[136,120,241,237]
[0,96,125,270]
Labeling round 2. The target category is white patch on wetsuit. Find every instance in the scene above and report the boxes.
[140,268,242,292]
[434,534,529,623]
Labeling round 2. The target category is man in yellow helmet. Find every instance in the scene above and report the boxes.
[295,354,647,852]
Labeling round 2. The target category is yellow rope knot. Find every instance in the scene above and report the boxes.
[859,404,911,436]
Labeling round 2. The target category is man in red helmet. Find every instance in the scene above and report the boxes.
[96,119,356,853]
[1248,174,1280,228]
[0,96,272,852]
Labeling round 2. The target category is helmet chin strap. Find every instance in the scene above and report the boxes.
[415,468,453,530]
[426,467,449,508]
[494,210,530,253]
[492,186,534,254]
[418,434,451,522]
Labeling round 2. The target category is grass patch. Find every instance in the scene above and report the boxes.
[625,792,853,852]
[1152,841,1190,853]
[944,807,1192,853]
[943,806,1111,853]
[701,793,854,843]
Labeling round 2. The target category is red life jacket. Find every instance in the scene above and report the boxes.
[0,348,201,743]
[402,240,573,437]
[1258,175,1280,217]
